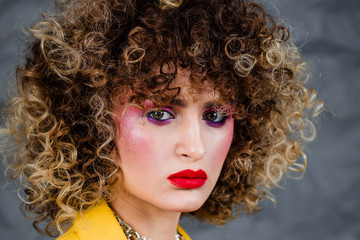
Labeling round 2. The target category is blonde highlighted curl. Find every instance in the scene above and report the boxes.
[1,0,322,236]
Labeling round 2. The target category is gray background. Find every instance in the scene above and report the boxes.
[0,0,359,239]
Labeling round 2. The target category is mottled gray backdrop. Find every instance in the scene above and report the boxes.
[1,0,359,240]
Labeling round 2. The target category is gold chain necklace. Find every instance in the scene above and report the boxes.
[113,212,184,240]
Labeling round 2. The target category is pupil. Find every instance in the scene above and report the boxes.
[208,112,218,121]
[154,111,164,119]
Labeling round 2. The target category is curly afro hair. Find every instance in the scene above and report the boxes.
[1,0,322,236]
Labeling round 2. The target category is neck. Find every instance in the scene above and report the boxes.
[110,188,181,240]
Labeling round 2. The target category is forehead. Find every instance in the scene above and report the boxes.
[118,65,231,109]
[169,68,218,104]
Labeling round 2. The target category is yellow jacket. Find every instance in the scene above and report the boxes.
[57,200,191,240]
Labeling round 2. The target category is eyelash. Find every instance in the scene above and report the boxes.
[146,108,175,125]
[146,108,229,127]
[202,109,229,127]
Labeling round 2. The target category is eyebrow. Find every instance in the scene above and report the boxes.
[169,98,188,107]
[204,102,216,109]
[169,98,216,109]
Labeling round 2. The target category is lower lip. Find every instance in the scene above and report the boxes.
[168,178,207,189]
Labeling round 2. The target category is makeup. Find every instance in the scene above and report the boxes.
[146,107,174,125]
[113,67,234,213]
[167,169,208,189]
[202,108,229,127]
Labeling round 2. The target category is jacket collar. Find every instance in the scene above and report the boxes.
[69,199,191,240]
[74,199,127,240]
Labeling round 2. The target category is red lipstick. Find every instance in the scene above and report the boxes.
[167,169,207,189]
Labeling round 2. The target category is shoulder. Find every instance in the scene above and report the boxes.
[57,199,127,240]
[57,227,79,240]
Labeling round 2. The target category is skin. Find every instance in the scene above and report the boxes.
[110,69,234,240]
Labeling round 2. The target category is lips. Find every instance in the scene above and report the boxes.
[167,169,208,189]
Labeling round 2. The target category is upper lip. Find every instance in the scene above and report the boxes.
[168,169,207,179]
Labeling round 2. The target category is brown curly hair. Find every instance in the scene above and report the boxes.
[1,0,322,237]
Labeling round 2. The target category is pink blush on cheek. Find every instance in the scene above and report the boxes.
[114,106,146,150]
[225,118,235,144]
[114,106,163,179]
[214,118,234,163]
[114,106,143,129]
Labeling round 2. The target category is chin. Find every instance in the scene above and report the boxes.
[178,204,204,213]
[164,203,204,213]
[161,195,208,213]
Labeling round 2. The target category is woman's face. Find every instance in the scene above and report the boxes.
[113,69,234,213]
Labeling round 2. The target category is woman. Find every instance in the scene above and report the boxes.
[1,0,322,239]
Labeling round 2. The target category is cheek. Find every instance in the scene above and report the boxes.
[114,107,162,171]
[219,121,234,153]
[118,126,150,159]
[209,118,234,167]
[115,108,149,164]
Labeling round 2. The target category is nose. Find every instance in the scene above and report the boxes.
[175,116,206,161]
